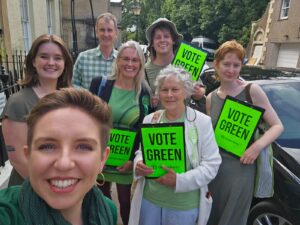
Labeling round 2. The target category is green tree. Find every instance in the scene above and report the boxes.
[198,0,269,45]
[162,0,202,40]
[121,0,269,46]
[120,0,165,44]
[120,0,139,42]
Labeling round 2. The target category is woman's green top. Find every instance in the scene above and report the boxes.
[0,180,117,225]
[101,86,139,184]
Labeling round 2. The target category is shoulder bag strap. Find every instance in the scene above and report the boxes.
[97,77,107,97]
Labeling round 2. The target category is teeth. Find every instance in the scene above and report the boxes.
[50,179,77,188]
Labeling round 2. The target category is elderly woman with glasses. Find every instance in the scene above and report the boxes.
[129,65,221,225]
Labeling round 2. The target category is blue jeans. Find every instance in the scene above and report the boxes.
[139,198,198,225]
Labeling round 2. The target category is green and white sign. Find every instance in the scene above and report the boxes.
[214,96,265,157]
[106,128,136,167]
[140,123,186,178]
[172,41,208,81]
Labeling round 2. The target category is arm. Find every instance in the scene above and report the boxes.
[175,116,221,192]
[133,114,154,179]
[240,84,284,164]
[2,119,28,178]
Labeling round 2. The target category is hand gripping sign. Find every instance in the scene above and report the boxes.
[214,96,265,157]
[106,128,137,167]
[172,41,208,81]
[140,122,186,178]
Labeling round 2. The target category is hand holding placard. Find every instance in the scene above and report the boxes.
[135,160,154,177]
[155,165,176,188]
[117,161,133,173]
[240,142,262,164]
[140,123,186,178]
[172,41,208,81]
[214,96,264,157]
[106,128,137,167]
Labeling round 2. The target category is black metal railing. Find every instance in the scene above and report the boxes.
[0,51,25,99]
[0,51,26,167]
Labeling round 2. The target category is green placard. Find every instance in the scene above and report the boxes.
[106,128,137,167]
[214,96,265,157]
[140,123,186,178]
[172,41,208,81]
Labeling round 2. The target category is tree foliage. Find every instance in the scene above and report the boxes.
[121,0,269,46]
[198,0,269,45]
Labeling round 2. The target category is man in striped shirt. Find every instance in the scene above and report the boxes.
[72,12,118,89]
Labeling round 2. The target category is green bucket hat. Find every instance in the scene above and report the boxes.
[145,18,183,42]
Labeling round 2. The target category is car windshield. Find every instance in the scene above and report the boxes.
[262,81,300,148]
[203,42,218,50]
[191,42,199,48]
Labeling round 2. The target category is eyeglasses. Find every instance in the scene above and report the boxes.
[119,57,140,64]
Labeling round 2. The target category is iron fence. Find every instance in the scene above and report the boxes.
[0,51,26,166]
[0,51,26,100]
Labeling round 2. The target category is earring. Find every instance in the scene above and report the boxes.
[96,173,105,186]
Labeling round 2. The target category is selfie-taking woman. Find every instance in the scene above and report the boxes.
[0,88,117,225]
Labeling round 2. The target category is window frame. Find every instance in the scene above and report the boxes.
[280,0,291,20]
[46,0,54,34]
[20,0,32,52]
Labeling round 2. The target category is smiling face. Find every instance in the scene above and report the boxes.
[33,42,65,83]
[96,17,117,49]
[159,75,186,113]
[152,28,175,56]
[26,107,109,218]
[118,47,141,80]
[215,52,243,82]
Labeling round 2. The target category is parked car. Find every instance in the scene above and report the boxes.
[200,66,300,225]
[191,36,218,61]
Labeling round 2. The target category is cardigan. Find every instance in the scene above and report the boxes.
[128,107,222,225]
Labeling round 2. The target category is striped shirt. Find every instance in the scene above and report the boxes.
[72,46,118,89]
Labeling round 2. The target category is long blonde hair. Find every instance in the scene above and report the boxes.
[110,40,146,102]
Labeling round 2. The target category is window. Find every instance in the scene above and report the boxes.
[280,0,291,19]
[47,0,54,34]
[20,0,32,52]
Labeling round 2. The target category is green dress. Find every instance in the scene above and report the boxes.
[207,89,256,225]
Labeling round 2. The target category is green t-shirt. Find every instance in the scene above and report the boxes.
[109,86,140,129]
[145,61,166,94]
[143,112,200,210]
[101,86,140,184]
